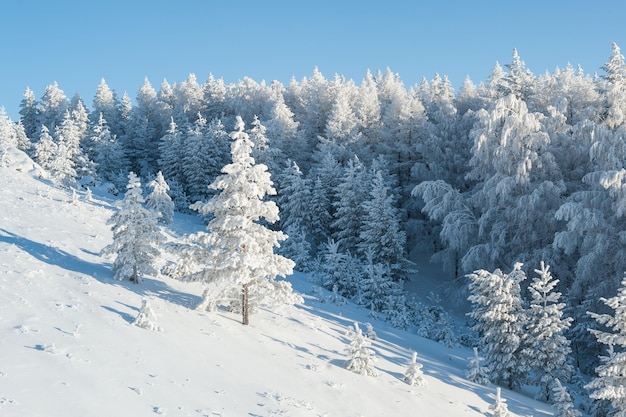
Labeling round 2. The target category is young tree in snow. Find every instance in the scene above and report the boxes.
[147,171,175,224]
[467,263,527,390]
[101,172,165,283]
[467,347,490,386]
[488,387,512,417]
[403,351,427,387]
[552,379,582,417]
[523,261,573,401]
[179,116,298,324]
[345,322,377,376]
[132,298,162,332]
[585,275,626,417]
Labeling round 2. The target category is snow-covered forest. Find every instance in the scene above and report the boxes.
[2,43,626,416]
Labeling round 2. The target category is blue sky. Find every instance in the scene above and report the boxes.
[1,0,625,119]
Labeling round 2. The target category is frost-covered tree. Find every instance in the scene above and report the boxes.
[101,172,165,283]
[132,298,162,332]
[178,116,298,324]
[467,347,490,385]
[357,250,401,312]
[19,87,39,140]
[403,351,427,387]
[467,263,527,389]
[598,42,626,130]
[345,322,377,376]
[276,160,313,233]
[91,78,122,137]
[33,125,57,172]
[488,387,512,417]
[38,81,68,133]
[359,170,409,280]
[317,239,360,299]
[585,275,626,416]
[147,171,174,224]
[552,379,582,417]
[89,113,128,188]
[331,156,369,253]
[523,261,573,401]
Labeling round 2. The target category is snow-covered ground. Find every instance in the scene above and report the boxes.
[0,148,555,416]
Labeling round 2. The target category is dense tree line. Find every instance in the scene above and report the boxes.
[2,42,626,412]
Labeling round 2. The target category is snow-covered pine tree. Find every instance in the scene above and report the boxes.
[101,172,165,283]
[403,351,427,387]
[345,322,377,376]
[147,171,174,224]
[279,223,312,272]
[358,169,409,281]
[276,160,313,233]
[552,379,582,417]
[180,116,298,324]
[467,263,527,390]
[317,239,360,299]
[467,347,490,385]
[488,387,512,417]
[585,275,626,417]
[523,261,573,401]
[132,298,162,332]
[357,249,401,312]
[33,125,57,173]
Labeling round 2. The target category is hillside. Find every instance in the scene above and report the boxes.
[0,148,555,416]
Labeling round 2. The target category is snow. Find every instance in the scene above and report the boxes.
[0,148,555,416]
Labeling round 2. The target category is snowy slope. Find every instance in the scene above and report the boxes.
[0,148,555,417]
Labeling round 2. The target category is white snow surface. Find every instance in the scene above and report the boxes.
[0,148,555,416]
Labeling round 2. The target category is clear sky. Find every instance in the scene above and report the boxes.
[1,0,625,119]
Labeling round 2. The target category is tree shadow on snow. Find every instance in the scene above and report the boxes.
[0,228,110,278]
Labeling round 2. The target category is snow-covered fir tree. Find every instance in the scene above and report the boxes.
[101,172,165,283]
[523,261,573,401]
[488,387,512,417]
[178,116,299,324]
[33,125,57,173]
[552,379,582,417]
[585,275,626,417]
[132,298,162,332]
[317,239,360,299]
[146,171,174,224]
[403,351,427,387]
[345,322,377,376]
[467,263,527,390]
[467,347,490,386]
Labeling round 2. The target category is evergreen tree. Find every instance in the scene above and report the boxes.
[357,250,401,312]
[467,263,527,390]
[89,113,128,188]
[488,387,512,417]
[585,275,626,417]
[38,81,68,133]
[552,379,582,417]
[132,298,162,332]
[19,87,39,140]
[345,322,377,376]
[403,351,427,387]
[101,172,165,283]
[523,262,573,401]
[318,239,360,299]
[358,170,409,281]
[179,116,298,324]
[331,156,369,253]
[467,347,490,385]
[276,160,313,233]
[598,42,626,130]
[91,78,122,137]
[147,171,175,224]
[33,125,57,172]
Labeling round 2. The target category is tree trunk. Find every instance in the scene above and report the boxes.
[242,282,250,325]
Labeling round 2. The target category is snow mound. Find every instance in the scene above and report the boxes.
[0,146,45,177]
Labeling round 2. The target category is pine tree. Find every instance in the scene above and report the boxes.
[358,170,409,281]
[488,387,512,417]
[552,379,582,417]
[101,172,165,283]
[585,275,626,416]
[33,125,57,172]
[147,171,175,224]
[276,160,313,233]
[345,322,377,376]
[523,261,573,401]
[19,87,39,140]
[132,298,162,332]
[467,347,490,385]
[179,116,298,324]
[467,263,527,390]
[403,351,427,387]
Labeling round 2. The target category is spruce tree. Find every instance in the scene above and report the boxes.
[585,275,626,416]
[345,322,377,376]
[101,172,165,283]
[467,263,527,390]
[147,171,175,224]
[179,116,298,324]
[552,379,581,417]
[523,261,573,401]
[403,351,427,387]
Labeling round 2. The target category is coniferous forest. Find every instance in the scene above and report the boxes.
[2,43,626,413]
